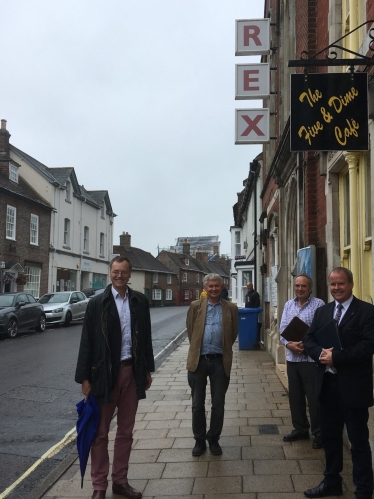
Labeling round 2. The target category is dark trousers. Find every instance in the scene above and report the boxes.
[187,356,230,442]
[287,361,320,436]
[320,373,373,499]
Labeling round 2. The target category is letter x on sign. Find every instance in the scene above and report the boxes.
[241,115,264,136]
[235,109,269,144]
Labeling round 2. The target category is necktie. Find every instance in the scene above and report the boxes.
[334,303,343,323]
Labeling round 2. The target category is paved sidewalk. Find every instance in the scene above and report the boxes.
[43,339,355,499]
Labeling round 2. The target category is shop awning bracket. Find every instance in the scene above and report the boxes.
[288,20,374,71]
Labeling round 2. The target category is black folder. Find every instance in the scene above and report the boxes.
[314,319,342,350]
[280,316,309,342]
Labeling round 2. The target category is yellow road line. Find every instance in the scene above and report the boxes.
[0,427,77,499]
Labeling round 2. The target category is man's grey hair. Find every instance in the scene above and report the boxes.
[203,273,223,286]
[294,274,313,288]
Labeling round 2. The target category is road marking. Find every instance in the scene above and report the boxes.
[0,328,187,498]
[0,427,76,498]
[154,328,187,359]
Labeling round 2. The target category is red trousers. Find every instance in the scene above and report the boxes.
[90,364,138,490]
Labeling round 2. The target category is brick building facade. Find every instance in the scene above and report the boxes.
[0,120,52,297]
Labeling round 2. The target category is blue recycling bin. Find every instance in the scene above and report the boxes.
[238,307,262,350]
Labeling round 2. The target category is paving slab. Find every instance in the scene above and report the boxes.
[39,338,359,499]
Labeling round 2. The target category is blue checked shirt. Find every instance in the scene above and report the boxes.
[280,296,324,362]
[200,300,223,355]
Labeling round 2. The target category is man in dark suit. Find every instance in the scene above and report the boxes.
[303,267,374,499]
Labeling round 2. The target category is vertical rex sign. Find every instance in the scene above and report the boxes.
[235,19,271,144]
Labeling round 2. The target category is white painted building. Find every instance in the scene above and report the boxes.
[230,155,263,312]
[10,145,115,292]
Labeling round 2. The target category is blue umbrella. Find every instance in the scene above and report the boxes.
[76,394,100,488]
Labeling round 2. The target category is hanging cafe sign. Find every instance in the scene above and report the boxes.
[288,20,374,152]
[290,72,368,151]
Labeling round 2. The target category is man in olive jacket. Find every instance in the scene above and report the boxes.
[75,256,154,499]
[186,273,238,457]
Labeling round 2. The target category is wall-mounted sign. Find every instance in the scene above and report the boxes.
[290,73,368,151]
[235,109,270,144]
[235,63,270,99]
[235,19,270,56]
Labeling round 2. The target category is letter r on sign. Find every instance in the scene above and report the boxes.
[244,25,261,47]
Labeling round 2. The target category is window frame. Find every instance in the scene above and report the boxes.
[152,289,162,300]
[83,226,89,252]
[24,266,41,298]
[153,273,158,283]
[65,180,71,202]
[167,274,172,284]
[30,214,39,245]
[182,272,187,282]
[166,289,172,300]
[9,164,18,183]
[63,218,70,246]
[6,205,16,240]
[99,232,104,256]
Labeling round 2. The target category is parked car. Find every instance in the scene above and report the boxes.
[38,291,89,327]
[0,292,46,338]
[81,287,105,299]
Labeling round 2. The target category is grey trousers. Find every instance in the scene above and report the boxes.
[188,356,230,442]
[287,361,320,437]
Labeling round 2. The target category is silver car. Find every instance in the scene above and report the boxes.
[38,291,89,327]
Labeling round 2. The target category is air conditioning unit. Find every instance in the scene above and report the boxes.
[0,262,5,269]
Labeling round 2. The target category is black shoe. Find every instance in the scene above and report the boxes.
[192,440,206,456]
[208,440,222,455]
[304,481,343,498]
[283,429,310,442]
[312,436,323,449]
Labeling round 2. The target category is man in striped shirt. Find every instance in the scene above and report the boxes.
[280,274,324,449]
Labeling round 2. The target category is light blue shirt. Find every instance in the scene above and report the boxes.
[111,286,132,360]
[201,300,223,355]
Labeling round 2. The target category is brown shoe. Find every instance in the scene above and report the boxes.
[92,491,106,499]
[112,482,142,499]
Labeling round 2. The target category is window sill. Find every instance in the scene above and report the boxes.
[83,251,89,255]
[63,245,71,250]
[99,254,105,258]
[65,199,72,204]
[30,243,39,247]
[6,237,16,241]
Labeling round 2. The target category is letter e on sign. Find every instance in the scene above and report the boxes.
[235,63,270,99]
[236,19,270,56]
[235,109,270,144]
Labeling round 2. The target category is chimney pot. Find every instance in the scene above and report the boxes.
[1,120,6,130]
[119,232,131,251]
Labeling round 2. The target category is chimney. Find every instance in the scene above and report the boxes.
[196,251,208,263]
[119,232,131,250]
[0,119,10,157]
[183,238,190,255]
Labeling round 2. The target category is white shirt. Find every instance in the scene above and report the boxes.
[111,286,132,360]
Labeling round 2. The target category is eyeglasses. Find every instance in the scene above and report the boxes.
[111,271,128,276]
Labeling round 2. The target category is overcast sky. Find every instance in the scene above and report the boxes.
[3,1,264,256]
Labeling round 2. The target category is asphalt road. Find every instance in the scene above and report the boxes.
[0,305,188,499]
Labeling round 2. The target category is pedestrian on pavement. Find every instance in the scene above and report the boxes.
[303,267,374,499]
[280,274,324,449]
[186,273,238,457]
[220,284,229,300]
[75,256,155,499]
[245,282,260,308]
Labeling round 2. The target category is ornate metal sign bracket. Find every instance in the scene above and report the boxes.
[288,20,374,71]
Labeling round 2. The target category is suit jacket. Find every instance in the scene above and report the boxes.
[303,296,374,408]
[186,298,238,377]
